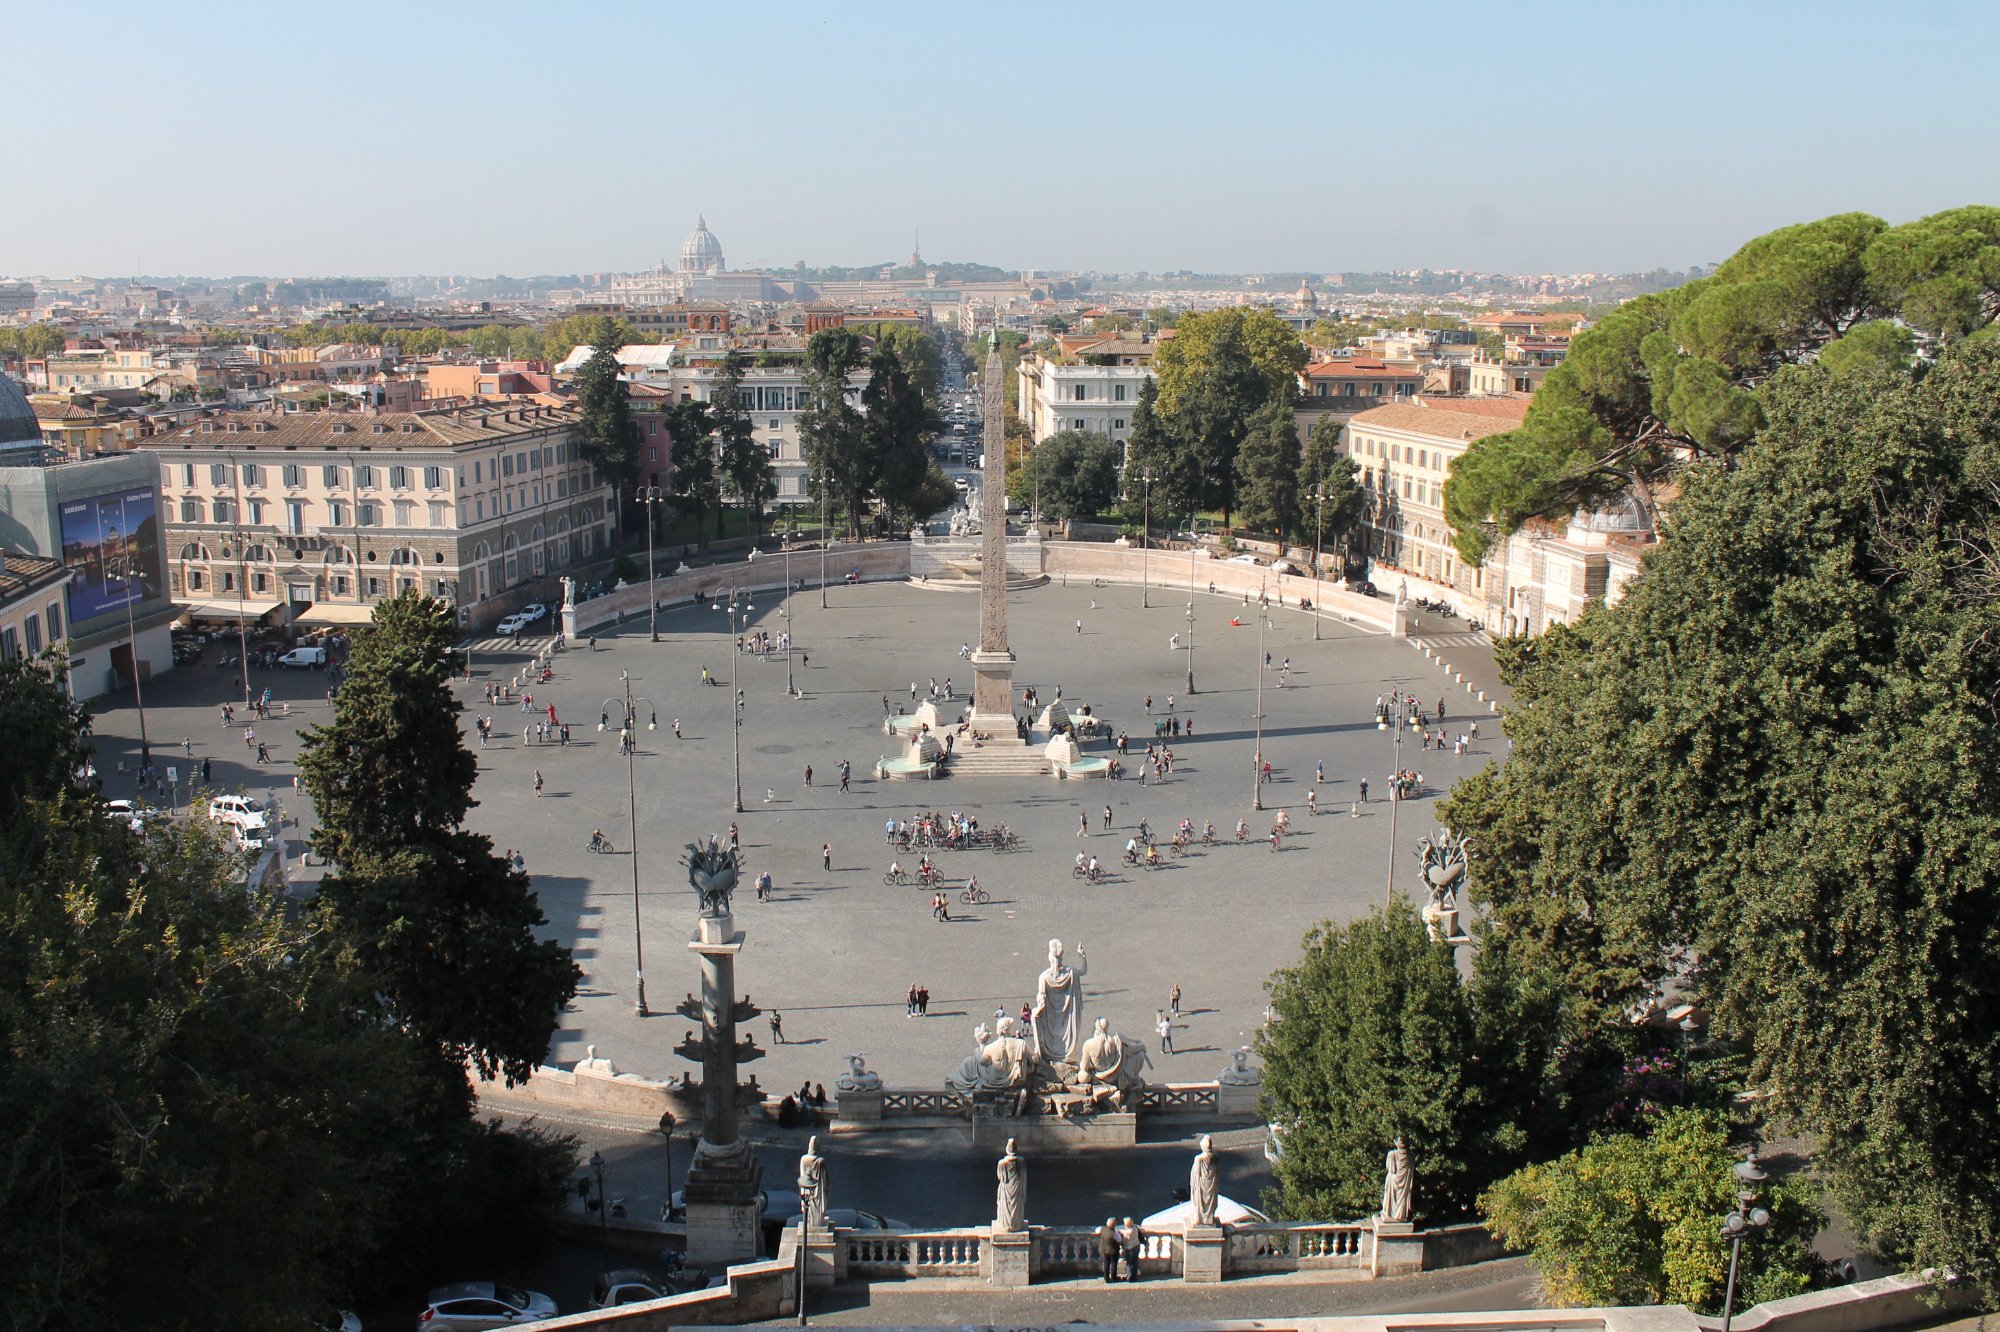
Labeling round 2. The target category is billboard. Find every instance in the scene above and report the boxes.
[59,488,164,623]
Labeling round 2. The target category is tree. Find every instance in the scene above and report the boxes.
[1482,1109,1825,1313]
[1012,430,1121,520]
[863,339,939,529]
[711,349,772,540]
[1257,898,1480,1222]
[799,328,872,540]
[1150,308,1308,530]
[299,591,579,1084]
[1121,376,1199,526]
[0,652,422,1327]
[1233,395,1302,537]
[573,344,641,496]
[1306,318,1372,352]
[1444,207,2000,564]
[1440,339,2000,1294]
[664,397,719,544]
[1302,418,1365,557]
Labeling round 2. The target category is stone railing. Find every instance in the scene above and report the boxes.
[1136,1083,1220,1113]
[843,1228,985,1278]
[1227,1221,1373,1272]
[567,541,913,636]
[1041,540,1407,636]
[880,1090,969,1117]
[1032,1227,1102,1277]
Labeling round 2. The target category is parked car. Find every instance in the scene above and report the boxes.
[663,1189,907,1247]
[207,794,271,845]
[519,603,548,622]
[417,1282,556,1328]
[495,614,532,635]
[103,798,157,834]
[299,1306,363,1331]
[589,1268,698,1310]
[1226,553,1261,565]
[1346,578,1378,597]
[1269,559,1298,574]
[278,646,328,669]
[1141,1196,1269,1230]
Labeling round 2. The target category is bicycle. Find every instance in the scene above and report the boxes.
[959,883,990,905]
[1072,863,1104,883]
[883,869,911,886]
[586,832,614,854]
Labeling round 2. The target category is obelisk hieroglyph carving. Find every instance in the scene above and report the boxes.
[969,325,1018,731]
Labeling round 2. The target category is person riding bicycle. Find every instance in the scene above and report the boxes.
[1087,854,1101,878]
[1145,842,1161,867]
[918,854,936,882]
[1235,818,1249,841]
[590,828,610,852]
[1178,818,1193,841]
[964,874,980,899]
[1075,850,1088,873]
[1203,819,1216,844]
[888,859,903,880]
[1124,837,1141,864]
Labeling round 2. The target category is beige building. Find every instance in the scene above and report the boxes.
[1482,505,1652,637]
[1343,397,1530,596]
[0,552,72,665]
[151,405,610,629]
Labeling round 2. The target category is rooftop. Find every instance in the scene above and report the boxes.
[0,552,68,605]
[155,406,578,451]
[1348,395,1529,442]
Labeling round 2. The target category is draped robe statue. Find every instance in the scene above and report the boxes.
[1191,1134,1219,1227]
[995,1137,1025,1232]
[1380,1136,1414,1223]
[1030,939,1088,1066]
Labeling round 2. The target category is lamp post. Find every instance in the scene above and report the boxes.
[1252,604,1267,812]
[818,487,828,610]
[635,486,666,642]
[599,670,658,1016]
[1140,472,1153,609]
[586,1150,612,1275]
[781,536,795,696]
[1311,481,1326,643]
[112,516,151,768]
[1382,685,1417,903]
[1185,601,1196,696]
[657,1110,679,1199]
[1719,1155,1773,1332]
[716,588,751,812]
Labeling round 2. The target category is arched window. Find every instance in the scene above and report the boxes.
[179,542,210,561]
[322,544,352,566]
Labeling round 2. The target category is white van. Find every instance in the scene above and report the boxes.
[207,794,272,847]
[278,646,327,669]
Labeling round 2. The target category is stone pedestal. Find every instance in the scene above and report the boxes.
[1371,1219,1423,1277]
[833,1086,884,1125]
[560,603,578,643]
[801,1230,840,1288]
[969,648,1016,732]
[1422,904,1459,943]
[1216,1079,1262,1119]
[985,1229,1032,1287]
[683,914,766,1266]
[972,1104,1137,1150]
[1181,1225,1226,1283]
[682,1138,765,1265]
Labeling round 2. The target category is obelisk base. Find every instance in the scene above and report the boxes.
[683,1137,766,1265]
[969,648,1017,734]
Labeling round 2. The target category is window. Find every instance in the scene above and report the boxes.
[390,465,410,489]
[394,501,413,527]
[327,500,347,527]
[1343,383,1356,397]
[283,463,303,487]
[515,451,527,474]
[1114,384,1127,402]
[429,502,448,527]
[475,497,485,520]
[1372,383,1384,396]
[1074,418,1086,430]
[1403,479,1412,498]
[253,572,270,593]
[210,462,230,485]
[212,498,234,524]
[241,462,262,487]
[324,464,341,488]
[45,604,62,645]
[181,462,196,487]
[331,574,349,596]
[24,614,41,655]
[424,465,444,489]
[1113,419,1127,431]
[1073,385,1087,402]
[366,577,384,597]
[286,501,305,535]
[220,570,236,592]
[180,498,200,522]
[355,464,375,488]
[770,418,780,430]
[473,460,482,482]
[501,454,513,478]
[1391,445,1401,462]
[358,502,379,527]
[247,499,265,525]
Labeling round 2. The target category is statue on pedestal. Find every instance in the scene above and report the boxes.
[799,1135,827,1230]
[836,1054,881,1093]
[1030,939,1088,1067]
[684,839,737,918]
[1380,1136,1414,1224]
[1219,1046,1261,1085]
[945,1017,1032,1098]
[1191,1134,1219,1227]
[995,1137,1025,1233]
[561,575,576,610]
[1070,1016,1151,1110]
[1417,829,1472,942]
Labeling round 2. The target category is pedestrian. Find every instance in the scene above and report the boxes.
[1166,694,1175,713]
[804,764,813,788]
[918,985,930,1016]
[181,736,192,758]
[1078,812,1089,839]
[1307,787,1317,816]
[1169,982,1181,1016]
[1157,1010,1174,1054]
[839,760,851,793]
[672,717,682,738]
[769,1011,785,1045]
[1099,1218,1121,1283]
[728,822,740,851]
[1075,618,1082,634]
[255,742,270,764]
[1021,1002,1032,1028]
[1120,1218,1143,1282]
[1316,760,1325,785]
[883,694,891,715]
[756,870,772,902]
[1102,803,1112,830]
[243,726,255,750]
[1358,777,1369,803]
[1144,694,1153,714]
[511,849,525,874]
[1470,721,1480,742]
[911,681,918,700]
[200,757,212,784]
[822,842,832,871]
[908,984,919,1018]
[1138,760,1148,786]
[533,770,544,798]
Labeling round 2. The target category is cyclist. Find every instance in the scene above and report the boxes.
[1075,850,1088,875]
[888,859,903,882]
[1145,842,1161,868]
[1235,818,1249,842]
[963,874,982,901]
[1124,836,1141,865]
[589,828,610,853]
[1086,854,1101,880]
[1269,826,1282,853]
[918,854,937,884]
[1203,820,1216,845]
[1307,788,1318,816]
[1178,817,1193,842]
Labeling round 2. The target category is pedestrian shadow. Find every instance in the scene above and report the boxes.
[782,1037,828,1047]
[1174,1045,1221,1056]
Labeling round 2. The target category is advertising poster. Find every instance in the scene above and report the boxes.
[59,488,164,623]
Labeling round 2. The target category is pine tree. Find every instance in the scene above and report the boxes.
[1233,394,1302,538]
[574,344,641,495]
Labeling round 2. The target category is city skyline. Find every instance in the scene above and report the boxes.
[2,1,1992,278]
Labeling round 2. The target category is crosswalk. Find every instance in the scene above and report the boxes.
[1411,631,1490,651]
[457,634,560,655]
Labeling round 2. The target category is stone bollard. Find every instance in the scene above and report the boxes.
[1440,663,1450,675]
[1454,673,1463,684]
[1477,690,1487,702]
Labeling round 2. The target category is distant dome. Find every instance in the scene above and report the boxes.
[679,215,725,274]
[1576,496,1652,535]
[0,375,39,446]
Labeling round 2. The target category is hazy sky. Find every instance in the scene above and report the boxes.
[4,0,1995,279]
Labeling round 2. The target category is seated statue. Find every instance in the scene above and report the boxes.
[945,1017,1033,1096]
[1069,1017,1152,1110]
[835,1053,882,1094]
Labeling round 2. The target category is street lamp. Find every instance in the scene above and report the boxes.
[1140,472,1153,609]
[1311,481,1326,643]
[585,1150,613,1275]
[1185,601,1196,696]
[781,535,796,697]
[1382,685,1419,903]
[715,588,752,812]
[657,1110,679,1199]
[599,669,659,1016]
[635,486,666,642]
[818,487,829,610]
[1252,605,1267,812]
[1719,1155,1773,1332]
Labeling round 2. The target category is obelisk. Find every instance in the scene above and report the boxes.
[678,845,765,1264]
[969,328,1018,734]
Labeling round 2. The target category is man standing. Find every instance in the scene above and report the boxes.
[822,842,833,871]
[533,770,544,798]
[1157,1010,1174,1054]
[1098,1218,1121,1283]
[917,984,930,1016]
[1119,1218,1143,1282]
[1102,804,1112,831]
[804,764,813,788]
[908,984,919,1018]
[1078,812,1089,839]
[1169,983,1181,1017]
[770,1011,785,1045]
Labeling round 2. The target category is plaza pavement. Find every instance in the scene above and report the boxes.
[86,577,1506,1110]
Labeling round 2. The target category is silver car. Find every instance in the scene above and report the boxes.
[416,1282,555,1329]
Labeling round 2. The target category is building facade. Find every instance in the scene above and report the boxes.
[0,552,72,666]
[151,405,611,629]
[1015,341,1158,450]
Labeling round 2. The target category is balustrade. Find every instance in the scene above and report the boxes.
[843,1229,985,1276]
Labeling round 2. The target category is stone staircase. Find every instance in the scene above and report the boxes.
[946,742,1052,778]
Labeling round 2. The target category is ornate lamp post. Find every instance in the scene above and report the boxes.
[715,588,751,812]
[1185,601,1196,696]
[1252,604,1267,812]
[635,486,666,642]
[1311,481,1326,643]
[781,536,795,696]
[1719,1155,1773,1332]
[818,487,828,610]
[599,669,659,1015]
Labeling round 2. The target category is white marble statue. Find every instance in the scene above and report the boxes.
[1030,939,1088,1066]
[945,1017,1031,1095]
[560,575,576,610]
[1191,1134,1219,1227]
[1380,1136,1414,1224]
[1073,1016,1150,1108]
[836,1053,882,1093]
[995,1137,1025,1233]
[799,1134,827,1230]
[1219,1045,1262,1086]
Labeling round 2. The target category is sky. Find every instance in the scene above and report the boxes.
[2,0,1996,279]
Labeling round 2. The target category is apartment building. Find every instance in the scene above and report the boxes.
[0,552,72,665]
[1343,396,1529,594]
[1015,337,1161,450]
[42,347,166,392]
[151,405,610,629]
